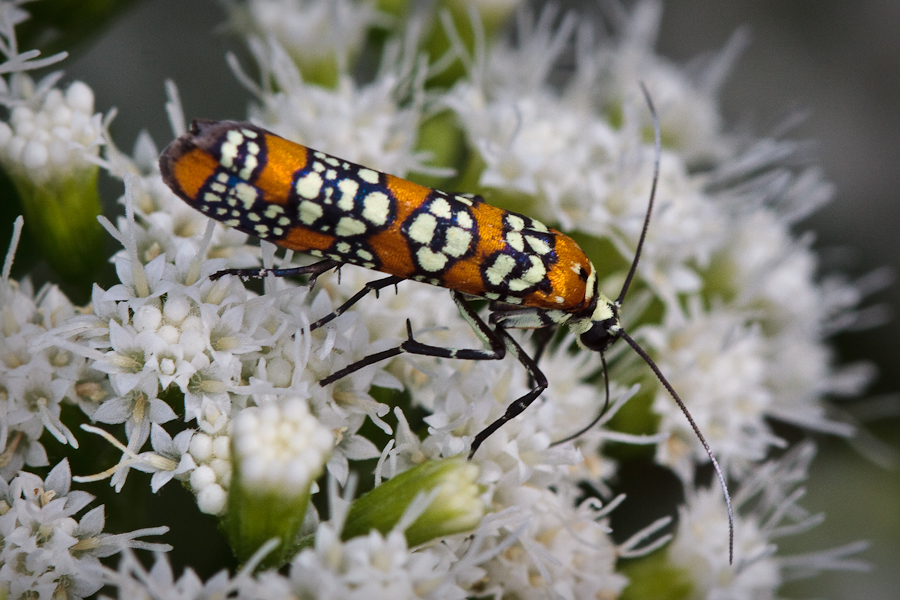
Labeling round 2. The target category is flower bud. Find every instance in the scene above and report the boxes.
[0,81,105,283]
[225,398,333,567]
[342,456,485,547]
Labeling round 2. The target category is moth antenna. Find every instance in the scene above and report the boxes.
[617,82,661,305]
[613,85,734,562]
[619,330,735,565]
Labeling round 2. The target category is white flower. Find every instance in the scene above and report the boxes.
[666,442,869,600]
[4,363,79,447]
[226,0,386,82]
[0,460,170,600]
[472,486,627,600]
[644,303,782,478]
[225,398,333,565]
[95,545,293,600]
[291,527,464,600]
[0,217,83,477]
[73,424,193,494]
[236,33,448,179]
[713,208,872,434]
[589,0,745,165]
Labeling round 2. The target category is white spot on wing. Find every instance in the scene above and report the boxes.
[264,204,284,219]
[337,179,359,211]
[408,214,437,244]
[429,197,452,218]
[296,171,324,199]
[234,183,258,210]
[357,168,380,184]
[506,214,525,231]
[521,256,546,284]
[526,235,551,255]
[506,232,524,252]
[221,130,244,168]
[529,220,549,232]
[416,247,448,271]
[238,153,257,180]
[443,227,472,257]
[335,217,366,237]
[486,254,515,285]
[299,200,323,225]
[362,191,390,225]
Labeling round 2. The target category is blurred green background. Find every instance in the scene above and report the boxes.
[3,1,897,597]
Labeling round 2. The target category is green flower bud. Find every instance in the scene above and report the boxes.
[342,456,485,547]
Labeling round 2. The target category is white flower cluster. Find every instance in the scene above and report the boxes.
[667,442,870,597]
[96,513,469,600]
[0,0,877,598]
[0,218,85,478]
[0,80,102,185]
[226,0,386,82]
[0,460,169,599]
[291,526,467,599]
[234,31,447,181]
[232,397,333,494]
[45,193,394,504]
[0,4,100,189]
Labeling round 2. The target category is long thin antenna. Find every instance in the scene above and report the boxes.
[617,82,661,306]
[617,85,734,561]
[619,330,735,564]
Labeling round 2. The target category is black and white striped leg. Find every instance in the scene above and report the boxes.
[211,258,341,288]
[468,328,548,458]
[310,275,404,331]
[317,290,549,458]
[319,290,506,386]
